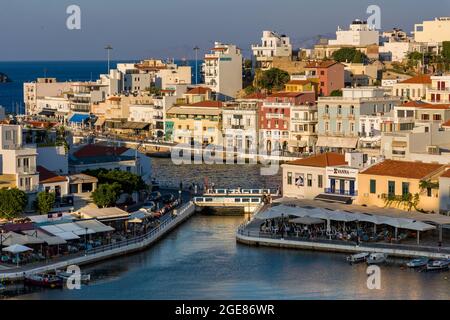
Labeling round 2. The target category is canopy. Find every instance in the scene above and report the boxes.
[400,220,436,232]
[290,217,325,225]
[255,205,304,219]
[22,230,67,246]
[128,218,143,224]
[69,113,90,124]
[0,232,39,246]
[74,220,115,233]
[2,244,33,254]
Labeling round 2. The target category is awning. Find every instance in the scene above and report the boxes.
[392,141,407,148]
[288,140,307,148]
[22,230,67,246]
[121,122,150,130]
[95,117,106,127]
[289,217,325,225]
[0,231,44,246]
[39,109,56,117]
[69,113,90,124]
[316,136,358,149]
[40,223,90,240]
[74,220,115,233]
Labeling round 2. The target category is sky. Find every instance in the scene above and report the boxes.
[0,0,449,61]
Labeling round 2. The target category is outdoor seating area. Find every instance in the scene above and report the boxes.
[255,205,444,247]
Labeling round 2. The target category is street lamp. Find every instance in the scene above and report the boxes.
[105,45,113,74]
[193,46,200,85]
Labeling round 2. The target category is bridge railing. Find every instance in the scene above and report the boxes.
[204,188,279,196]
[194,197,263,204]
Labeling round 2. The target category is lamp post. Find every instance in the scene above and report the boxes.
[85,227,88,253]
[105,45,113,74]
[193,46,200,85]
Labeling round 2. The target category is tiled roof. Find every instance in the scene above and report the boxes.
[399,75,432,84]
[441,169,450,178]
[37,166,67,184]
[188,100,223,108]
[400,101,450,109]
[287,80,313,85]
[186,87,212,95]
[243,92,267,100]
[73,144,129,158]
[287,153,347,168]
[269,92,308,98]
[305,60,339,69]
[360,159,444,179]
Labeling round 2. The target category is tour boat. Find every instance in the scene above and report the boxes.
[426,259,450,271]
[406,257,429,268]
[55,270,91,283]
[367,253,388,265]
[24,274,63,288]
[346,252,370,264]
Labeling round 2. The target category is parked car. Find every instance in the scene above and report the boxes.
[148,191,162,202]
[161,194,175,204]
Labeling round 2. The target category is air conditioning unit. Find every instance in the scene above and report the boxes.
[427,145,440,155]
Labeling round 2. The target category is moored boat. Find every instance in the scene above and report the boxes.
[346,252,369,264]
[55,270,91,283]
[406,257,429,268]
[24,274,63,288]
[426,259,450,271]
[367,253,387,265]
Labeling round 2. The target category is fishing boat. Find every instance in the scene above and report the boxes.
[346,252,370,264]
[426,259,450,271]
[55,270,91,283]
[367,253,388,265]
[406,257,429,268]
[24,274,63,288]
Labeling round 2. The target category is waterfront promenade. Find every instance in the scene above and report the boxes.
[0,202,196,281]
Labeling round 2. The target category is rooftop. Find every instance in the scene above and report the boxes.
[399,75,432,84]
[73,144,129,158]
[286,152,347,168]
[185,87,212,95]
[269,91,311,98]
[305,60,340,69]
[37,166,67,184]
[360,159,444,179]
[188,100,223,108]
[400,100,450,109]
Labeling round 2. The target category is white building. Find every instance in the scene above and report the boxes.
[155,66,192,89]
[0,125,40,194]
[439,169,450,214]
[427,75,450,103]
[36,95,71,120]
[414,17,450,45]
[251,31,292,70]
[328,19,379,46]
[203,42,243,101]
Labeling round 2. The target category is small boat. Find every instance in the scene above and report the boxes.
[347,252,370,264]
[406,257,429,268]
[24,274,63,288]
[426,259,450,271]
[55,270,91,283]
[367,253,388,265]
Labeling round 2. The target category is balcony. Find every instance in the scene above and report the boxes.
[231,125,245,130]
[17,166,37,174]
[265,113,285,119]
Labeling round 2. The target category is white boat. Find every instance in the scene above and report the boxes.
[406,257,428,268]
[55,270,91,283]
[426,260,450,271]
[367,253,387,265]
[346,252,370,264]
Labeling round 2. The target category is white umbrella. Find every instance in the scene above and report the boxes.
[290,217,325,225]
[2,244,33,254]
[255,205,303,219]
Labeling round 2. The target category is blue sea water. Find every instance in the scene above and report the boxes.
[0,60,201,114]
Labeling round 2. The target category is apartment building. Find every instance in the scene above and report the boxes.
[317,87,400,152]
[23,78,74,115]
[259,92,316,153]
[392,75,432,100]
[251,31,292,70]
[203,42,243,100]
[304,61,345,96]
[413,17,450,45]
[166,101,224,146]
[288,103,318,154]
[329,19,379,46]
[427,75,450,103]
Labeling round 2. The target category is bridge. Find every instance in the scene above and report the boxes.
[193,188,279,213]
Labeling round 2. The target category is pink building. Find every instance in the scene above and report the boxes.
[305,61,345,96]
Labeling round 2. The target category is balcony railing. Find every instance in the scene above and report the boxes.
[325,188,358,196]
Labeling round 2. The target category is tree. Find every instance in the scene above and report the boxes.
[330,90,343,97]
[36,191,56,215]
[92,183,121,208]
[83,169,145,194]
[332,48,368,63]
[255,68,290,93]
[0,188,27,220]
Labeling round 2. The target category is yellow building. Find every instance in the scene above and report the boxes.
[284,80,318,95]
[166,101,223,145]
[357,159,445,213]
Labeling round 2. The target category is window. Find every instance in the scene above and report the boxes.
[307,174,313,187]
[350,105,355,115]
[388,181,395,196]
[421,114,430,121]
[338,105,342,115]
[318,175,323,188]
[287,172,293,185]
[370,180,376,194]
[325,105,329,114]
[427,187,432,197]
[402,182,409,197]
[433,114,441,121]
